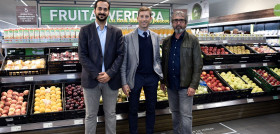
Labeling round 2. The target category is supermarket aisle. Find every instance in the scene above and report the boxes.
[155,113,280,134]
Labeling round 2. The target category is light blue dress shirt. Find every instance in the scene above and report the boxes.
[137,28,150,37]
[95,21,107,72]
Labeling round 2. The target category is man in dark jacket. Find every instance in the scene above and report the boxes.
[160,11,203,134]
[78,0,123,133]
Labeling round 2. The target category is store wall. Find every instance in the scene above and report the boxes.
[209,0,279,17]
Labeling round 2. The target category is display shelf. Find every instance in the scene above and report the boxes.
[264,35,280,38]
[0,73,81,84]
[199,40,266,44]
[202,62,276,70]
[1,42,78,48]
[0,95,278,133]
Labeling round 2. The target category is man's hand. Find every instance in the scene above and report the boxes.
[97,72,111,83]
[160,84,166,93]
[122,84,131,97]
[187,87,195,96]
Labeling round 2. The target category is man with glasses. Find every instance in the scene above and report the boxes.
[78,0,124,133]
[160,11,203,134]
[121,6,163,134]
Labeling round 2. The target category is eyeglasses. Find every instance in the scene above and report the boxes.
[172,19,186,23]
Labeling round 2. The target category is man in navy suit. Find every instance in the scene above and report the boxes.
[78,0,124,134]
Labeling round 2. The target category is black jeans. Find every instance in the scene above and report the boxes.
[128,73,159,134]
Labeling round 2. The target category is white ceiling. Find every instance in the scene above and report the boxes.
[0,0,199,30]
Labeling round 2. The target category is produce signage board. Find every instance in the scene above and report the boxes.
[17,6,37,25]
[274,4,280,16]
[41,7,170,25]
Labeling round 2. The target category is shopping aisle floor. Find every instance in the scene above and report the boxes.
[155,113,280,134]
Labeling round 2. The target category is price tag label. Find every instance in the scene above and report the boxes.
[67,74,75,79]
[11,126,21,132]
[263,63,268,66]
[215,66,221,69]
[273,96,279,100]
[277,87,280,91]
[196,105,204,110]
[222,40,228,43]
[72,43,78,46]
[43,123,53,128]
[25,77,33,81]
[74,119,83,125]
[241,64,246,68]
[247,98,254,103]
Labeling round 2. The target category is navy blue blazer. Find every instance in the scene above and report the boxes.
[78,22,124,90]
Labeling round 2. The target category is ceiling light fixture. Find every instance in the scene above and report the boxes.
[148,6,153,8]
[21,0,28,6]
[0,20,23,28]
[90,0,97,7]
[153,4,159,6]
[160,0,169,4]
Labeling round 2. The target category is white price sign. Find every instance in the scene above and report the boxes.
[222,40,228,43]
[196,105,204,110]
[43,123,53,128]
[247,98,254,103]
[263,63,268,66]
[241,64,246,68]
[67,74,75,79]
[11,126,21,132]
[215,66,221,69]
[25,77,33,81]
[74,119,83,125]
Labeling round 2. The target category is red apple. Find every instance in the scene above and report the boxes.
[23,90,29,96]
[225,87,230,91]
[1,92,7,96]
[7,90,13,95]
[1,96,7,101]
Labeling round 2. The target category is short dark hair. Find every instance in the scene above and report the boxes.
[138,6,152,17]
[94,0,110,10]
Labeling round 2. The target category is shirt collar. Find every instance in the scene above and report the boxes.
[137,28,150,37]
[95,21,107,30]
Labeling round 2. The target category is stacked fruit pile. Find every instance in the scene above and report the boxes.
[201,71,230,92]
[270,67,280,76]
[0,89,28,117]
[225,46,251,54]
[253,69,280,86]
[4,59,45,70]
[241,75,264,93]
[219,71,248,90]
[50,51,79,61]
[195,84,208,95]
[200,46,229,55]
[251,46,277,53]
[65,84,84,110]
[117,89,127,103]
[33,86,62,113]
[157,87,168,101]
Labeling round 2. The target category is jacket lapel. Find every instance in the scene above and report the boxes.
[104,25,112,57]
[132,29,139,62]
[150,31,157,59]
[91,22,102,54]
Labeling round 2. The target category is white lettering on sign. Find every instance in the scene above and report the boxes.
[109,11,115,21]
[68,10,77,21]
[156,11,163,20]
[50,10,57,21]
[90,11,96,21]
[78,10,81,21]
[81,10,89,20]
[124,11,131,21]
[59,10,67,21]
[116,10,123,21]
[132,11,138,19]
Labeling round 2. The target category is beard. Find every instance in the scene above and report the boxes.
[96,13,108,22]
[174,25,186,34]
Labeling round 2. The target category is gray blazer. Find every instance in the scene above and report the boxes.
[121,29,163,89]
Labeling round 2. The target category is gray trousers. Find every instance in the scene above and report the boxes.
[83,83,118,134]
[167,88,193,134]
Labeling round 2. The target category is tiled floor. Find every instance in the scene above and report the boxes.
[155,113,280,134]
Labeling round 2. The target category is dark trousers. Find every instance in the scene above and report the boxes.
[128,73,159,134]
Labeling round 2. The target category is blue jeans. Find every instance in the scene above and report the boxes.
[83,83,118,134]
[168,88,193,134]
[128,73,159,134]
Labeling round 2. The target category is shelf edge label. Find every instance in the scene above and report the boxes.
[25,77,33,81]
[11,126,21,132]
[43,123,53,128]
[74,119,83,125]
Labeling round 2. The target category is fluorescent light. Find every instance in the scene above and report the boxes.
[153,4,159,6]
[148,6,153,8]
[0,20,23,28]
[90,0,97,7]
[160,0,169,4]
[21,0,28,6]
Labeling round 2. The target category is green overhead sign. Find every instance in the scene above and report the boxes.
[274,4,280,16]
[41,7,170,25]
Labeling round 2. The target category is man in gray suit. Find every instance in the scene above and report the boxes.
[121,6,163,134]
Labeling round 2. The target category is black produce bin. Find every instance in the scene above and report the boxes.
[0,85,31,126]
[193,82,212,105]
[200,44,236,65]
[48,48,81,74]
[63,82,85,119]
[29,83,64,123]
[233,68,267,98]
[0,55,47,76]
[201,70,235,102]
[215,69,253,99]
[223,44,260,63]
[247,44,279,62]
